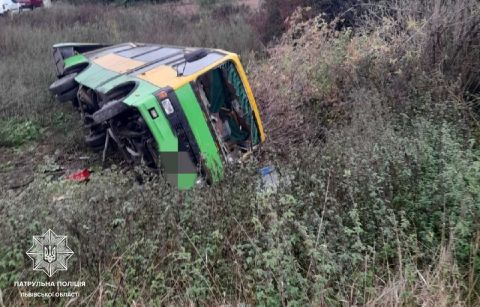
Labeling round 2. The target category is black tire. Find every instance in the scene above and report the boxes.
[84,114,102,130]
[63,64,88,76]
[49,73,77,95]
[85,132,106,149]
[92,100,129,124]
[56,87,78,103]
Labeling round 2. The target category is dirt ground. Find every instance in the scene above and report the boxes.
[0,140,97,193]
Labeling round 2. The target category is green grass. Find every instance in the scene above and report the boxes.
[0,119,41,147]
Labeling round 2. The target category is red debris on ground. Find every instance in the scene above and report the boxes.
[66,169,90,182]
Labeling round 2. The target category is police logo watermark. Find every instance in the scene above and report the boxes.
[26,229,74,277]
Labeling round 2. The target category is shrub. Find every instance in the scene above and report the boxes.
[0,119,41,147]
[252,0,480,146]
[249,0,361,44]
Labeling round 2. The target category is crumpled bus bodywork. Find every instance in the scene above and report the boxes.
[49,42,265,189]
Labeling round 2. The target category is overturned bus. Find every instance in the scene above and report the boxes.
[49,43,265,189]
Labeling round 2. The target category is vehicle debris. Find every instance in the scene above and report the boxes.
[259,165,279,192]
[66,169,90,182]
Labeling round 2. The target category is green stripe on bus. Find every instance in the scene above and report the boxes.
[175,84,223,182]
[64,54,88,69]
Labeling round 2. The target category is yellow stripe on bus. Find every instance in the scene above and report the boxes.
[93,54,145,74]
[137,65,178,88]
[138,52,266,143]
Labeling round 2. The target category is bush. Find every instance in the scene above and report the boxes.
[0,119,41,147]
[249,0,360,43]
[252,0,480,145]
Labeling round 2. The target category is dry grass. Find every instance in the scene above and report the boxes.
[0,2,261,124]
[366,245,464,306]
[252,0,480,146]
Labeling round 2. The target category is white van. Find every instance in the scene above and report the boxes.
[0,0,21,15]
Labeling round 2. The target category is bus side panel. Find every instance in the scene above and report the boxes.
[175,84,224,182]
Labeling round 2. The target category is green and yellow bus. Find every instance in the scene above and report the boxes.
[49,42,265,189]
